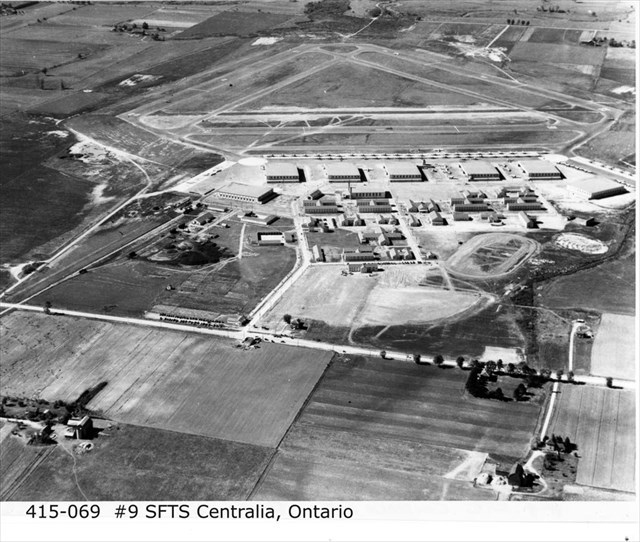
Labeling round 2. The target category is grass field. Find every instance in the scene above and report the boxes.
[446,233,538,278]
[176,10,293,39]
[241,62,482,110]
[4,424,272,501]
[353,302,525,360]
[547,385,635,494]
[0,312,332,448]
[538,256,635,315]
[0,38,109,76]
[0,313,330,446]
[590,313,635,380]
[254,354,545,499]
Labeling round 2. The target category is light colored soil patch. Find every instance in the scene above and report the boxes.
[555,233,608,255]
[263,265,486,329]
[0,312,331,448]
[590,313,636,380]
[262,266,375,328]
[359,284,483,326]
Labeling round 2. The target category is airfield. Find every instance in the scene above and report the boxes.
[0,0,636,506]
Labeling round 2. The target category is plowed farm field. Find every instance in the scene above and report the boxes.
[0,312,332,448]
[253,355,545,500]
[547,385,635,494]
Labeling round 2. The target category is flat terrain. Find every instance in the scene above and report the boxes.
[446,233,538,278]
[4,424,271,501]
[254,355,545,500]
[0,312,332,448]
[260,266,484,331]
[547,385,635,495]
[590,313,636,380]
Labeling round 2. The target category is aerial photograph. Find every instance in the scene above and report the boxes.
[0,0,637,525]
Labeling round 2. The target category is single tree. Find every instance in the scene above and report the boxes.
[413,354,421,364]
[496,359,504,372]
[556,369,564,381]
[142,21,149,30]
[456,356,465,369]
[283,314,292,324]
[507,362,516,374]
[43,301,52,315]
[433,354,444,367]
[380,350,387,359]
[606,376,613,388]
[567,370,574,382]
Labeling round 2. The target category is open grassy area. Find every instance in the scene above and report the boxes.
[241,61,483,110]
[0,312,331,448]
[254,354,545,500]
[176,10,294,39]
[4,423,272,501]
[590,313,635,380]
[260,266,485,332]
[547,385,635,495]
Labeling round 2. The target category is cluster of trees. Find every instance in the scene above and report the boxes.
[112,22,166,40]
[507,19,530,25]
[465,365,506,401]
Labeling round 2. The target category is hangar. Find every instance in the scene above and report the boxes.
[567,178,628,200]
[517,160,562,180]
[324,162,362,182]
[459,161,501,181]
[383,162,422,182]
[211,182,276,204]
[264,162,300,183]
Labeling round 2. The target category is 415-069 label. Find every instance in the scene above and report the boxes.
[26,504,101,519]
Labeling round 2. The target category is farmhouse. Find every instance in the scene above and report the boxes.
[65,416,93,440]
[264,162,300,183]
[567,178,628,200]
[517,160,562,180]
[324,162,362,182]
[383,162,422,182]
[212,183,276,204]
[460,161,501,181]
[408,214,421,227]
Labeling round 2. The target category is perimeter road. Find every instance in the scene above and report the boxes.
[1,302,634,391]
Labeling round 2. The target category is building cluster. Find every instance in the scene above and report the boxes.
[303,196,339,214]
[450,190,491,212]
[497,186,544,211]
